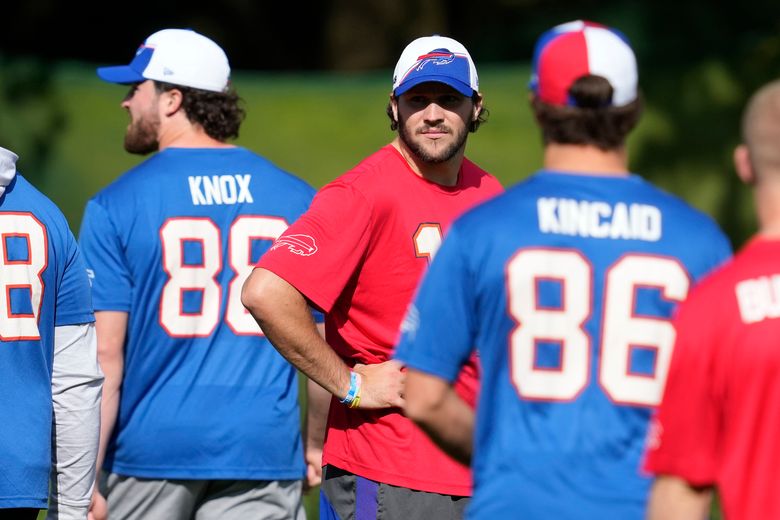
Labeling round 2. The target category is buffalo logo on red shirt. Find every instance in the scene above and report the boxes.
[269,234,318,256]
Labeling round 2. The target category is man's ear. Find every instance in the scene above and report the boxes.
[472,92,484,121]
[161,88,184,117]
[390,93,399,122]
[734,144,756,185]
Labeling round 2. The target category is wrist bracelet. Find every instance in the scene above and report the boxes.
[348,391,361,409]
[340,371,362,407]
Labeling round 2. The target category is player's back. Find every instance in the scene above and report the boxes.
[646,236,780,520]
[79,147,316,479]
[1,173,93,508]
[455,170,730,518]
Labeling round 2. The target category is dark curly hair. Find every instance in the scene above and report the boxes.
[155,81,245,141]
[532,75,642,151]
[386,93,488,133]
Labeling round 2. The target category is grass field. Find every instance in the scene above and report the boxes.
[27,63,728,519]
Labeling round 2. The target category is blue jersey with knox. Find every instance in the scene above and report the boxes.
[79,147,316,479]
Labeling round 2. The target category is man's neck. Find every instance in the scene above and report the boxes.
[543,143,629,176]
[754,174,780,238]
[391,138,463,187]
[158,120,232,151]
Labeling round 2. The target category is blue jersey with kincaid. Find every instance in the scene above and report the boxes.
[395,170,731,519]
[79,147,317,480]
[0,174,94,509]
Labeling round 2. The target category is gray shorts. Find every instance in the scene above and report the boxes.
[319,465,469,520]
[104,473,305,520]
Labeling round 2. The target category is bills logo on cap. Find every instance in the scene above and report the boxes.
[269,234,318,257]
[530,20,638,107]
[415,50,456,71]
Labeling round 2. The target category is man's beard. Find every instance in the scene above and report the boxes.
[398,114,469,164]
[124,113,161,155]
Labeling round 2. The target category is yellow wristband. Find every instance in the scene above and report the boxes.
[348,391,361,409]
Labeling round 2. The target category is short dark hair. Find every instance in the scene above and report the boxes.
[531,75,642,151]
[154,81,245,141]
[385,93,488,133]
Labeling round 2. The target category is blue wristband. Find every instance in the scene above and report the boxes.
[340,371,360,405]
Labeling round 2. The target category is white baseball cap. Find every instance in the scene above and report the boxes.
[97,29,230,93]
[392,35,479,97]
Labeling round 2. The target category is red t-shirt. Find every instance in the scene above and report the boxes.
[644,237,780,520]
[258,144,503,494]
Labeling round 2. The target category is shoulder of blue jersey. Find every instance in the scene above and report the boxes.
[5,174,72,234]
[447,171,729,252]
[91,148,316,207]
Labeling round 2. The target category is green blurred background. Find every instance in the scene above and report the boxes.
[4,0,780,248]
[6,1,780,519]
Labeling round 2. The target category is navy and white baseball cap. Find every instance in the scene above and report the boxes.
[392,35,479,97]
[530,20,638,107]
[97,29,230,93]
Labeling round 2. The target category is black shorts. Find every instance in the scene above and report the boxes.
[319,465,469,520]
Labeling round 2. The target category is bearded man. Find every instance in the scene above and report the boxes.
[243,35,503,520]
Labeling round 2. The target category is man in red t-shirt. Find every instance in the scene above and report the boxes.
[644,80,780,520]
[242,35,502,518]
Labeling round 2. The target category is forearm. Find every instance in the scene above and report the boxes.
[93,311,128,477]
[242,268,351,398]
[306,378,331,451]
[303,376,331,489]
[403,369,474,465]
[50,323,104,520]
[95,368,121,475]
[243,268,405,409]
[414,390,474,465]
[646,476,713,520]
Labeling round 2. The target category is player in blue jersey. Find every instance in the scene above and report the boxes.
[0,146,103,519]
[395,20,732,519]
[80,29,318,520]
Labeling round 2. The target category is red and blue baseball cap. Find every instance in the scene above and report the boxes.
[530,20,638,107]
[97,29,230,93]
[392,35,479,97]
